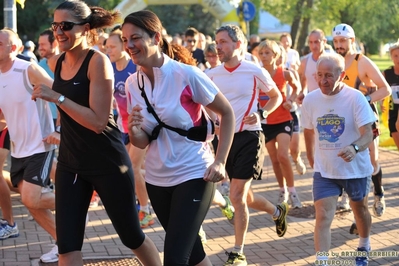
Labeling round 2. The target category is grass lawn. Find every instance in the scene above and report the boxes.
[369,54,397,149]
[369,54,392,71]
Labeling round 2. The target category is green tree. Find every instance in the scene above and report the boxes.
[147,5,218,37]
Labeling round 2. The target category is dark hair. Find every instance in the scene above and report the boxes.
[123,10,173,58]
[55,0,119,46]
[185,27,199,38]
[39,29,55,45]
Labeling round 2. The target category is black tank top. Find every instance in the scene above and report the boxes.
[53,50,131,174]
[383,66,399,122]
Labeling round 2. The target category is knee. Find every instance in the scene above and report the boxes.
[229,192,245,208]
[21,193,39,209]
[277,151,290,164]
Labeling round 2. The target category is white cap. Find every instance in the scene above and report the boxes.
[24,40,35,48]
[332,23,355,38]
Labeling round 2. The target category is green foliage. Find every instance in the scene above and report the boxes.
[147,5,218,37]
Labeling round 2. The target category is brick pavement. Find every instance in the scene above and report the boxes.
[1,147,398,266]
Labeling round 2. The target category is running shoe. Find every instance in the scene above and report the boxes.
[294,157,306,175]
[0,222,19,240]
[40,245,59,263]
[349,222,359,235]
[198,225,207,243]
[224,251,247,266]
[139,210,154,228]
[373,187,385,217]
[277,191,288,205]
[337,191,350,210]
[273,202,289,237]
[221,196,235,225]
[355,247,370,266]
[289,192,302,209]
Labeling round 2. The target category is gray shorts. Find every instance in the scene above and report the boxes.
[313,172,371,202]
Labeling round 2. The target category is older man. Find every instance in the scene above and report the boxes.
[302,53,375,266]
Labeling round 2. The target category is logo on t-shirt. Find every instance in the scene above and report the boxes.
[316,114,345,143]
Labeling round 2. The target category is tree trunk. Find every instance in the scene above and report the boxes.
[296,0,313,56]
[290,0,306,49]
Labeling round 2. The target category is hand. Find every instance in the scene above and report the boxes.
[43,132,61,145]
[32,84,58,103]
[296,93,305,105]
[243,112,260,125]
[128,105,144,135]
[337,145,356,162]
[282,100,293,110]
[203,161,226,183]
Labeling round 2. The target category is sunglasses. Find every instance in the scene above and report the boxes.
[51,21,86,32]
[186,39,197,43]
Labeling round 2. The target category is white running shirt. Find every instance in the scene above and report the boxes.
[0,58,55,158]
[207,60,277,132]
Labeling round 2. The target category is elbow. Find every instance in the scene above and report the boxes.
[93,121,108,134]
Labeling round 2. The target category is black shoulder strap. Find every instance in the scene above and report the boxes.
[137,74,188,137]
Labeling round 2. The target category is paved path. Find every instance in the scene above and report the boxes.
[1,146,399,266]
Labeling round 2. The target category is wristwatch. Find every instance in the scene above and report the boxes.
[55,125,61,134]
[351,143,360,153]
[258,109,268,119]
[57,95,65,106]
[365,95,371,103]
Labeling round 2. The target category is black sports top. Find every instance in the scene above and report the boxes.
[53,50,131,175]
[384,66,399,123]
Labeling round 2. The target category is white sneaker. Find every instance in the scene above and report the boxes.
[40,245,59,263]
[373,190,385,217]
[277,191,288,205]
[198,225,207,243]
[0,222,19,240]
[294,157,306,175]
[337,191,350,210]
[219,183,230,197]
[289,192,302,209]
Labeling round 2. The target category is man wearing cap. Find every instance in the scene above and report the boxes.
[332,23,391,265]
[332,23,391,220]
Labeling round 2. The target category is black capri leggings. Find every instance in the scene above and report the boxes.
[147,178,215,266]
[55,167,145,254]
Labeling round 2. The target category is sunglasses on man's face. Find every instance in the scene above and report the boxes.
[51,21,86,32]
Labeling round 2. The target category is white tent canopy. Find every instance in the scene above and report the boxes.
[258,10,291,38]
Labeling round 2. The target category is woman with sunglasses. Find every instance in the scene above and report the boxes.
[31,1,162,266]
[122,10,235,266]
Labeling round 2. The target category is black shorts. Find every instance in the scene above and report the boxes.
[261,121,293,143]
[226,130,264,180]
[10,150,55,187]
[0,127,10,150]
[290,111,300,133]
[389,116,398,136]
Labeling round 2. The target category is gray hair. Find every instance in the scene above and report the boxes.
[215,24,245,43]
[317,53,345,76]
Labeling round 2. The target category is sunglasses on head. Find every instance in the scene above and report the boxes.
[51,21,86,32]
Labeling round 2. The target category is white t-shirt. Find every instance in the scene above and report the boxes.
[0,58,55,158]
[207,60,277,132]
[301,85,375,179]
[125,55,218,187]
[285,48,300,70]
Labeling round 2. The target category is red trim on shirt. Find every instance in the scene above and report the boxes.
[224,63,241,73]
[239,76,257,131]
